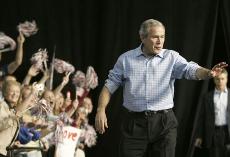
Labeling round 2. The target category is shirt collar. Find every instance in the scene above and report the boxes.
[214,87,228,94]
[135,44,164,58]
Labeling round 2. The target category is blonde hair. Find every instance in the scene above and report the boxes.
[221,68,228,76]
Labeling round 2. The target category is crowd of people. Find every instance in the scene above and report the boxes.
[0,21,97,157]
[1,18,229,157]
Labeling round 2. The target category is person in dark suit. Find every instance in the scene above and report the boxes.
[195,68,230,157]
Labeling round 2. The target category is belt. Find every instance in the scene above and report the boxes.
[126,108,172,116]
[215,125,228,130]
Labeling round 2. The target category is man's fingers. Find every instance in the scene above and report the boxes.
[215,62,228,69]
[99,119,105,134]
[95,116,102,131]
[105,121,108,129]
[220,64,228,68]
[95,115,107,134]
[95,119,101,131]
[96,122,104,134]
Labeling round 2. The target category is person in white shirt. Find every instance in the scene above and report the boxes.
[195,68,230,157]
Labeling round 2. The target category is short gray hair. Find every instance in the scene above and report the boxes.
[139,19,165,38]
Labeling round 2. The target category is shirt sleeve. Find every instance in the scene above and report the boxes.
[0,104,16,131]
[105,55,124,94]
[172,53,200,80]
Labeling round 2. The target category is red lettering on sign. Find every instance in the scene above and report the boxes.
[62,129,79,141]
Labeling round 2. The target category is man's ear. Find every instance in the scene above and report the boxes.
[140,35,145,43]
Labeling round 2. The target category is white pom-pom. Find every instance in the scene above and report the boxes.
[54,58,75,74]
[0,32,16,52]
[85,66,98,89]
[30,48,48,70]
[83,124,97,147]
[17,20,38,37]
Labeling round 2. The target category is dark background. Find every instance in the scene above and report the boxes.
[1,0,230,157]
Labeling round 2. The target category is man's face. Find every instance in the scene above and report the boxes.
[214,73,228,90]
[141,26,165,55]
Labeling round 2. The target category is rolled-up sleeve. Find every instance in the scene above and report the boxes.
[184,61,201,80]
[105,55,124,94]
[172,52,200,80]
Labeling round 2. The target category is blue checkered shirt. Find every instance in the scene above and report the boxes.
[105,45,200,112]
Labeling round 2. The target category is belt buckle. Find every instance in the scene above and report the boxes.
[163,109,169,113]
[144,111,150,116]
[144,110,156,116]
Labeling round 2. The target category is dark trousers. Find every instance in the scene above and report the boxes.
[208,126,230,157]
[119,108,178,157]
